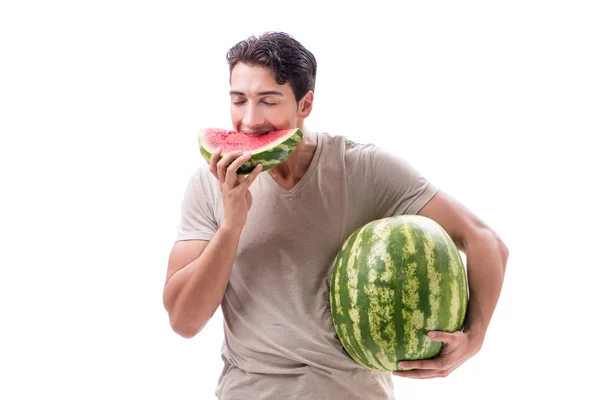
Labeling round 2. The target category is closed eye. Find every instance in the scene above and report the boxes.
[231,99,278,106]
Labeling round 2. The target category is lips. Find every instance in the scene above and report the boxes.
[243,130,270,137]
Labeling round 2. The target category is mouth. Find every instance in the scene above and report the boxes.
[243,130,270,137]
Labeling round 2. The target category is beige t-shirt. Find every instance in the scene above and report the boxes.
[176,132,439,400]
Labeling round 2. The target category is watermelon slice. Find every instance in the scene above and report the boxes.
[198,127,303,175]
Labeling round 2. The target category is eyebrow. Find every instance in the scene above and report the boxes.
[229,90,284,96]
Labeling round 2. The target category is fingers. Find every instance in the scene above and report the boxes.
[427,331,458,344]
[397,358,442,371]
[393,331,468,379]
[395,356,451,379]
[238,163,263,189]
[212,150,243,184]
[209,148,221,178]
[394,357,464,379]
[393,368,452,379]
[209,149,263,189]
[225,152,253,187]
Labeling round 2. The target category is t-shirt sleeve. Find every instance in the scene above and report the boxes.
[175,168,219,242]
[370,145,439,218]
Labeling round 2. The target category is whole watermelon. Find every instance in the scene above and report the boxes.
[329,215,468,372]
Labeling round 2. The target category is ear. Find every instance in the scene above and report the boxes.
[297,91,314,119]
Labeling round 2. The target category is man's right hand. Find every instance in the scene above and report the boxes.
[209,149,263,231]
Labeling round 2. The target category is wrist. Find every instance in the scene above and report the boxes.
[220,220,245,235]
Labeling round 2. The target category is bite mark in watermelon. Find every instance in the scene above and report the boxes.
[198,127,303,174]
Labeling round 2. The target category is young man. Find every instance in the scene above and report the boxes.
[163,32,509,399]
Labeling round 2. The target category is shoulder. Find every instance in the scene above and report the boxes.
[316,132,415,180]
[186,165,213,186]
[182,165,221,200]
[317,132,420,169]
[317,131,377,166]
[319,131,374,151]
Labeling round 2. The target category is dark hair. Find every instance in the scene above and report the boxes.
[226,32,317,102]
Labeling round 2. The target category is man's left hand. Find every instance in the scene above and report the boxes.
[392,330,482,379]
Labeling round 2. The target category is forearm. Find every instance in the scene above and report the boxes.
[164,225,243,338]
[462,229,509,347]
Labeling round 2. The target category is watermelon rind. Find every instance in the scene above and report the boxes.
[198,128,303,175]
[329,215,469,372]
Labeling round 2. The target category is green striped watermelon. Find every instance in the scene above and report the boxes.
[329,215,468,372]
[198,127,303,175]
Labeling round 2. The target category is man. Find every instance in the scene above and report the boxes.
[163,31,508,399]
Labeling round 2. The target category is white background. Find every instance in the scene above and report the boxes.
[1,1,598,399]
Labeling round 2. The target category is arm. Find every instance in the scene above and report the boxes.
[394,190,509,378]
[421,189,508,345]
[162,225,243,339]
[163,150,263,339]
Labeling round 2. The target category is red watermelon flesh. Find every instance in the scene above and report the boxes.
[198,127,304,174]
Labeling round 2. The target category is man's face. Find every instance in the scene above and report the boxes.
[229,62,309,136]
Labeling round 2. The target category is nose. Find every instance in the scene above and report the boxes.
[243,102,265,130]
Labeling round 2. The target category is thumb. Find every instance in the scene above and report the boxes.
[246,190,252,209]
[427,331,458,344]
